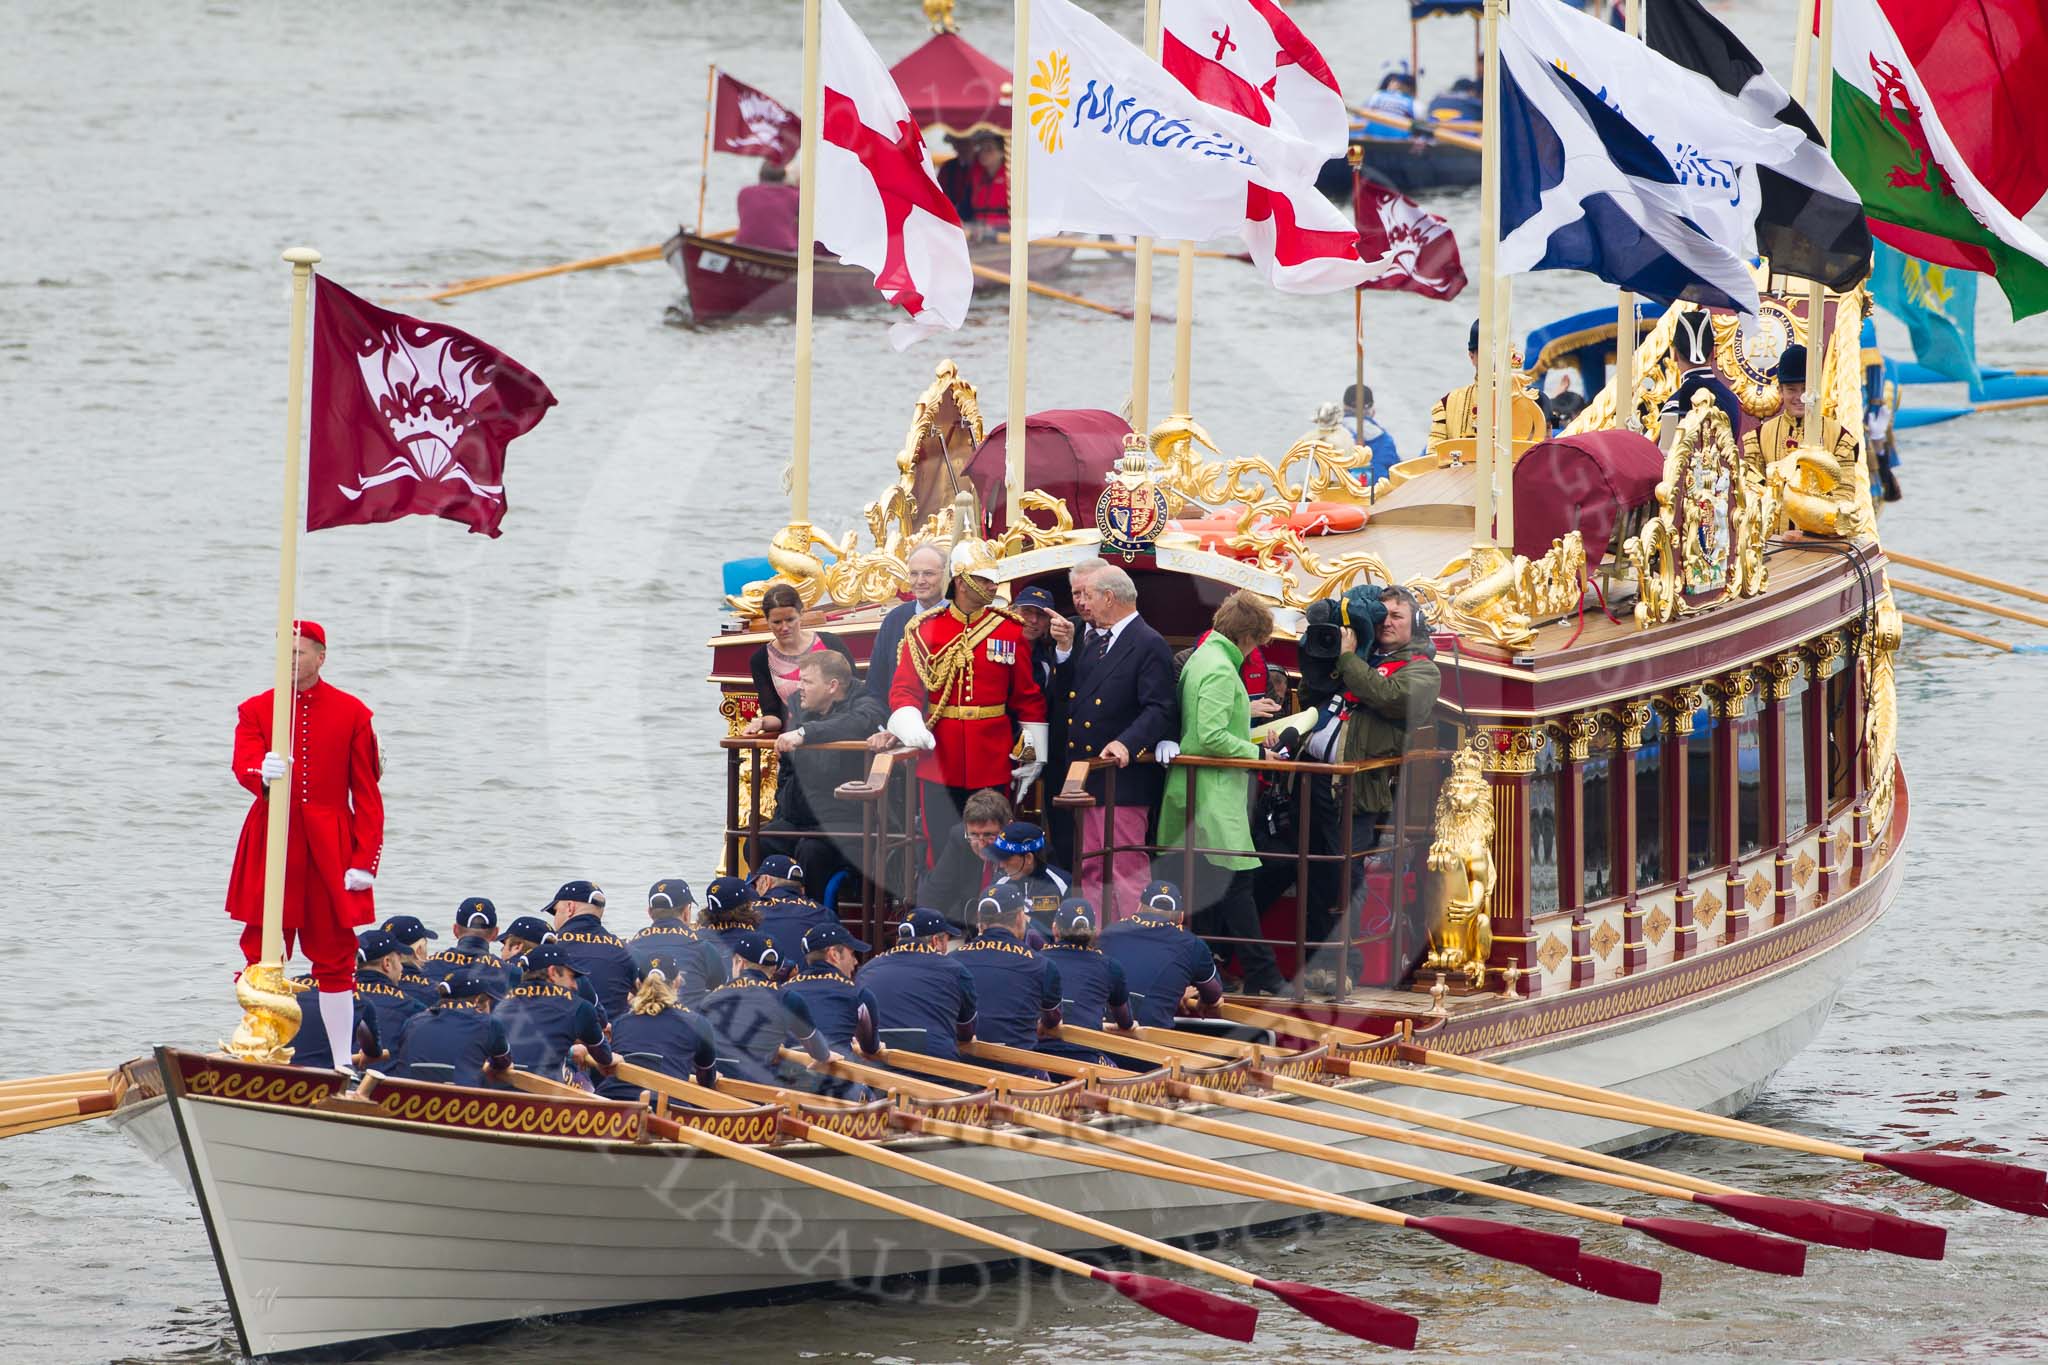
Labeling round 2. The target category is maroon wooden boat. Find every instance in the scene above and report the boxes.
[663,230,1073,323]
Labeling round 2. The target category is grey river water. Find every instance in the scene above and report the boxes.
[2,0,2045,1360]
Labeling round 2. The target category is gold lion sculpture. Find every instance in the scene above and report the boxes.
[1425,748,1495,986]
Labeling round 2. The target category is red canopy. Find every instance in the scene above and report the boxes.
[890,32,1013,138]
[965,410,1132,534]
[1512,430,1666,569]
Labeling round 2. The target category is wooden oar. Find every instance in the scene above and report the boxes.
[897,1109,1421,1346]
[659,1117,1259,1341]
[610,1059,761,1113]
[963,1039,1142,1081]
[785,1112,1416,1345]
[1890,577,2048,631]
[773,1046,967,1102]
[1888,551,2048,607]
[0,1071,111,1096]
[0,1091,118,1141]
[1218,1001,1383,1046]
[968,262,1144,320]
[867,1045,1064,1091]
[1378,1045,2048,1216]
[1130,1029,1893,1255]
[1347,104,1483,151]
[1899,611,2015,652]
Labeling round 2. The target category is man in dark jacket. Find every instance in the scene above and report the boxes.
[862,541,950,707]
[758,650,885,900]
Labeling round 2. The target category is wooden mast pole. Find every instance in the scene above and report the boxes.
[1613,0,1641,432]
[1473,0,1503,547]
[1129,0,1163,437]
[1803,0,1836,427]
[695,63,717,235]
[1006,0,1032,527]
[791,2,823,524]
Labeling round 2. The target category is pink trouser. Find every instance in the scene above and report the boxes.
[1079,804,1152,923]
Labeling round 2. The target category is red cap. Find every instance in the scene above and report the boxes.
[293,620,326,646]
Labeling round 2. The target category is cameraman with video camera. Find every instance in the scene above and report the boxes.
[1286,583,1440,990]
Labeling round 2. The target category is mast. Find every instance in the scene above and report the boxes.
[791,0,823,524]
[1129,0,1163,436]
[1005,0,1031,527]
[1802,0,1835,427]
[1473,0,1503,548]
[1612,0,1641,432]
[1171,242,1195,418]
[695,63,717,235]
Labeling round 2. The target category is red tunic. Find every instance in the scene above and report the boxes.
[890,604,1046,789]
[225,679,384,932]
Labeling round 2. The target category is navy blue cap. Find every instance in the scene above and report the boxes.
[647,879,693,911]
[992,821,1045,856]
[728,930,780,967]
[704,876,755,915]
[501,916,555,947]
[1139,880,1185,915]
[973,882,1030,921]
[438,968,494,1002]
[897,908,955,943]
[519,943,585,976]
[542,879,605,913]
[454,897,497,930]
[379,914,439,945]
[754,854,804,883]
[356,929,406,963]
[1055,896,1097,935]
[803,921,870,955]
[1013,585,1056,612]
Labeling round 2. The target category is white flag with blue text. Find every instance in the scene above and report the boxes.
[1025,0,1324,241]
[1497,6,1772,314]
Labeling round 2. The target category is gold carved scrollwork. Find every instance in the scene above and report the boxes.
[998,489,1077,556]
[1468,725,1548,775]
[1548,712,1606,763]
[1564,301,1690,441]
[720,695,777,869]
[1762,651,1805,701]
[1607,698,1653,750]
[1406,534,1587,652]
[1425,748,1496,987]
[222,962,309,1064]
[1863,591,1902,835]
[1620,390,1776,631]
[1653,682,1708,736]
[1704,669,1756,720]
[1802,630,1847,680]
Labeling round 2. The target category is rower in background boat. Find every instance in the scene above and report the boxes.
[733,160,802,254]
[955,885,1063,1058]
[545,879,637,1023]
[935,133,1009,241]
[1039,900,1135,1067]
[387,968,513,1088]
[782,921,883,1057]
[698,931,835,1086]
[1341,385,1402,488]
[376,914,441,1006]
[629,879,727,1008]
[1428,319,1547,461]
[854,908,978,1060]
[1357,61,1419,140]
[596,967,719,1099]
[752,853,837,967]
[422,898,503,999]
[1097,882,1224,1029]
[497,942,615,1085]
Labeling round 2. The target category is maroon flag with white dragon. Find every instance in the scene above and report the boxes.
[713,71,801,166]
[305,279,555,538]
[1354,178,1468,302]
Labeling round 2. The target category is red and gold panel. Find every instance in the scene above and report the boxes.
[1254,1044,1330,1082]
[897,1090,995,1127]
[653,1104,783,1146]
[357,1073,647,1143]
[1089,1067,1174,1107]
[989,1080,1082,1118]
[794,1097,894,1141]
[171,1052,345,1110]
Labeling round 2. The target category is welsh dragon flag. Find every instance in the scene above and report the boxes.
[1832,0,2048,318]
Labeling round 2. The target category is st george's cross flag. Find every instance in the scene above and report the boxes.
[816,0,973,348]
[1354,179,1467,301]
[306,279,556,539]
[1161,0,1376,292]
[1496,8,1762,315]
[711,70,801,167]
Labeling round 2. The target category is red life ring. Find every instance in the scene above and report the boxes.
[1290,502,1369,535]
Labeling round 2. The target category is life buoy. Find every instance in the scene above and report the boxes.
[1290,502,1369,535]
[1167,502,1368,555]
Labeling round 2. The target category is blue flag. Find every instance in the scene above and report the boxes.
[1870,240,1982,399]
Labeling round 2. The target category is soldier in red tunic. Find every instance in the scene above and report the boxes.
[225,621,384,1069]
[887,543,1048,866]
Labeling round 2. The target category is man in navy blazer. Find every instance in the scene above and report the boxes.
[862,541,951,710]
[1056,560,1178,921]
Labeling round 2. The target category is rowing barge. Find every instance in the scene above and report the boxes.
[663,230,1074,322]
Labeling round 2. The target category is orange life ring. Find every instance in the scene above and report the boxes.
[1289,502,1369,535]
[1167,503,1368,555]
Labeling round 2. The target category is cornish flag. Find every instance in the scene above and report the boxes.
[816,0,972,348]
[1497,11,1761,315]
[305,279,556,539]
[1162,0,1374,293]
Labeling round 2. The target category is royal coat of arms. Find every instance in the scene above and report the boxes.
[1096,436,1169,560]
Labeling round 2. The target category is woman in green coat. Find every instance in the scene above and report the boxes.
[1156,591,1287,995]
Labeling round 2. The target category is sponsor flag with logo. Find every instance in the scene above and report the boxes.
[1869,240,1982,394]
[816,0,973,348]
[306,279,556,539]
[1025,0,1320,242]
[1354,179,1467,301]
[712,70,801,166]
[1641,0,1869,289]
[1830,0,2048,320]
[1497,14,1761,314]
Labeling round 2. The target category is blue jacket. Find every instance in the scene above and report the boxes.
[630,919,729,1006]
[422,935,505,998]
[782,966,880,1054]
[285,976,378,1070]
[551,913,639,1021]
[353,970,426,1060]
[699,970,821,1084]
[855,942,978,1060]
[756,889,840,967]
[496,981,611,1078]
[390,1006,510,1088]
[955,927,1062,1050]
[602,1006,719,1098]
[1099,915,1222,1028]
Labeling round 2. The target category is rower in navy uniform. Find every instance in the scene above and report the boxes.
[1039,898,1136,1065]
[630,878,726,1007]
[377,914,441,1006]
[988,821,1072,937]
[284,971,379,1072]
[698,931,835,1086]
[782,922,882,1056]
[752,853,838,967]
[497,915,555,998]
[496,942,616,1083]
[955,884,1062,1051]
[423,898,502,998]
[854,908,978,1060]
[699,876,763,960]
[544,879,637,1022]
[1098,881,1223,1028]
[388,969,513,1087]
[597,966,720,1101]
[352,928,427,1059]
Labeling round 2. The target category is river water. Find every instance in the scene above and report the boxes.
[2,0,2043,1360]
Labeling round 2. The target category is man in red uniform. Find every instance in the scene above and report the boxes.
[225,621,385,1070]
[887,542,1047,867]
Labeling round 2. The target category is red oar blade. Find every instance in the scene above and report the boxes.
[1253,1278,1419,1350]
[1409,1214,1579,1276]
[1532,1252,1663,1304]
[1623,1216,1806,1276]
[1832,1205,1946,1260]
[1093,1269,1259,1342]
[1866,1151,2048,1210]
[1694,1192,1876,1251]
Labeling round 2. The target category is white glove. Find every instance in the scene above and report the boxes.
[1011,721,1049,791]
[343,869,376,892]
[1154,740,1181,765]
[886,706,937,751]
[260,752,288,783]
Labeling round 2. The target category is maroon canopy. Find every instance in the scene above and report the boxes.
[1512,430,1666,568]
[890,32,1012,138]
[965,409,1133,534]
